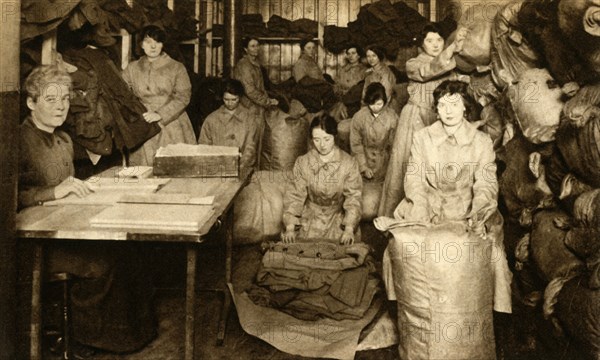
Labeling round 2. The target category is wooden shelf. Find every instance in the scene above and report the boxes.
[179,39,199,45]
[209,36,318,42]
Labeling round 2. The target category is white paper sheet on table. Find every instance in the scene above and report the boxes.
[43,178,171,206]
[90,204,214,232]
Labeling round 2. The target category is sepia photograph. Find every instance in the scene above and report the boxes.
[1,0,599,359]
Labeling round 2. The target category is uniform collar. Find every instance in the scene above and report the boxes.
[307,147,342,174]
[371,62,386,73]
[417,52,435,61]
[218,105,246,122]
[23,116,61,147]
[140,52,171,69]
[243,54,261,67]
[299,53,316,63]
[428,119,476,147]
[342,62,363,72]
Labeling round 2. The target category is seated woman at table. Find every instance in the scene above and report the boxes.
[374,80,511,359]
[198,79,258,175]
[19,65,157,355]
[281,112,363,244]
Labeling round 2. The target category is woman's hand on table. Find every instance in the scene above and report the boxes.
[340,229,354,245]
[54,176,94,199]
[281,226,297,243]
[143,111,162,123]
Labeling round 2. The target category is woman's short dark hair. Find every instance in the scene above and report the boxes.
[242,36,259,49]
[416,23,444,46]
[300,38,317,51]
[141,25,166,44]
[222,79,244,97]
[310,112,338,137]
[363,82,387,105]
[365,45,386,61]
[346,43,364,58]
[433,80,475,119]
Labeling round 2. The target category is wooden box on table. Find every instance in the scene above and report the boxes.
[153,144,240,178]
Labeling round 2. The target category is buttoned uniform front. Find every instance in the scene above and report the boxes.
[394,120,496,222]
[383,119,513,313]
[293,53,324,82]
[362,63,396,105]
[283,147,363,242]
[198,104,259,171]
[122,52,196,166]
[19,117,74,208]
[349,106,398,182]
[333,62,367,96]
[233,54,271,117]
[379,50,458,217]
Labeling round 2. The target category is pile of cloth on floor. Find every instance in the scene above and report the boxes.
[248,241,380,321]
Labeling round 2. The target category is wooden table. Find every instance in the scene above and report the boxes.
[16,171,250,360]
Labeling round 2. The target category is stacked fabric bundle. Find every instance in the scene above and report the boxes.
[248,242,380,321]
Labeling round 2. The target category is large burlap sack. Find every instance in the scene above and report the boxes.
[490,1,538,89]
[444,0,512,72]
[260,107,309,171]
[387,222,496,359]
[556,275,600,358]
[336,118,352,154]
[507,68,564,144]
[361,181,382,221]
[233,171,290,245]
[556,114,600,189]
[498,135,554,224]
[557,0,600,72]
[530,210,585,282]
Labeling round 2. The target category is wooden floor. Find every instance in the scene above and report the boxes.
[28,224,583,360]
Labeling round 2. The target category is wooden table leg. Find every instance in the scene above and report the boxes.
[30,243,43,360]
[217,208,233,346]
[185,246,197,360]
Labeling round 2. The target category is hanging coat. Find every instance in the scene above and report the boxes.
[379,50,458,217]
[122,52,196,166]
[283,147,363,242]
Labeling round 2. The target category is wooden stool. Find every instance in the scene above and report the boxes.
[45,272,75,360]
